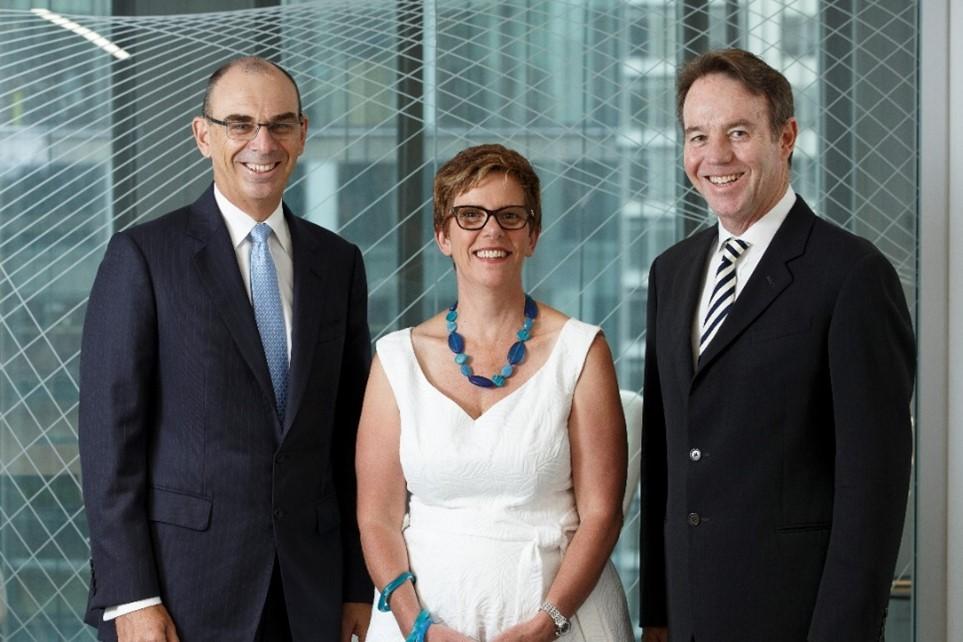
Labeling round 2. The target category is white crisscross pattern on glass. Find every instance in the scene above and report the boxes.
[0,3,919,636]
[699,238,750,356]
[250,222,288,420]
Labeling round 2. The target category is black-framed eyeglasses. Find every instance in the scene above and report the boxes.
[448,205,532,231]
[204,114,304,141]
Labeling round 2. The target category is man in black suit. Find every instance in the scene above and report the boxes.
[640,49,915,642]
[79,57,373,641]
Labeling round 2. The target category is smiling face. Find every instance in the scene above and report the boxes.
[682,73,797,235]
[435,172,538,288]
[192,65,307,220]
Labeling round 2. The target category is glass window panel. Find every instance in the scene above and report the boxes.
[0,2,920,639]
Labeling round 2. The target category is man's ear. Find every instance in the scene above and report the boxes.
[296,115,308,157]
[780,117,798,159]
[192,117,212,158]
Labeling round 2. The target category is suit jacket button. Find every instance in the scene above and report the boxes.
[689,448,702,461]
[275,454,286,465]
[273,508,285,520]
[687,512,701,527]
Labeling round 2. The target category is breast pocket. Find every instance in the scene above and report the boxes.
[748,317,813,343]
[315,316,346,345]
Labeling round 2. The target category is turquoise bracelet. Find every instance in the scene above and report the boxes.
[377,571,416,612]
[405,608,432,642]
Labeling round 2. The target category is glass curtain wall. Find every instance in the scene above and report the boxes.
[0,1,918,639]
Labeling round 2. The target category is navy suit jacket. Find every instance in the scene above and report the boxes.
[640,197,915,642]
[79,185,373,640]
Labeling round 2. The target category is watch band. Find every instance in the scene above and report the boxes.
[538,601,571,637]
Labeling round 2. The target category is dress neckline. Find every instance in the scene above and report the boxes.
[404,317,575,422]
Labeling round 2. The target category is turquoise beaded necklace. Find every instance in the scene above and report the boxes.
[446,294,538,388]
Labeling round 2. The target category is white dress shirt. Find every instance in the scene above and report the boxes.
[690,186,796,362]
[103,187,293,621]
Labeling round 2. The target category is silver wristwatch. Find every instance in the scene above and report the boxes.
[538,601,571,637]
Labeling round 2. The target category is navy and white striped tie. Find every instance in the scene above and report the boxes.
[699,237,750,356]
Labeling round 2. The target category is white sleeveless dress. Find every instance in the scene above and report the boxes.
[366,318,633,642]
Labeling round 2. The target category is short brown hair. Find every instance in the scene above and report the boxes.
[432,144,542,235]
[676,48,794,138]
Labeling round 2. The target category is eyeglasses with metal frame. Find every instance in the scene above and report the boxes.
[204,113,304,141]
[448,205,532,231]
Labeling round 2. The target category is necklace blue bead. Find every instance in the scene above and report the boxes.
[447,294,538,388]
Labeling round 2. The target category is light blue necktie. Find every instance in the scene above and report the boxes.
[250,222,288,421]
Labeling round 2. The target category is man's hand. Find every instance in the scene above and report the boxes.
[115,604,179,642]
[642,626,668,642]
[340,601,372,642]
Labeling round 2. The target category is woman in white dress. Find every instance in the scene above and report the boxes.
[357,144,633,642]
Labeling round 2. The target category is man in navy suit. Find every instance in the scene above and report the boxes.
[640,49,915,642]
[80,57,372,641]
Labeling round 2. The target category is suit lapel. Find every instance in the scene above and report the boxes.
[695,197,815,375]
[188,186,278,421]
[283,209,330,435]
[672,229,717,383]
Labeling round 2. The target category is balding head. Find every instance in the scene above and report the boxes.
[201,56,302,118]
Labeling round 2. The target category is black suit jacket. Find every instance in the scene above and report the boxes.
[640,197,915,642]
[79,185,373,640]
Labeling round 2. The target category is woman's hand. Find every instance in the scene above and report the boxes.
[489,613,556,642]
[424,623,478,642]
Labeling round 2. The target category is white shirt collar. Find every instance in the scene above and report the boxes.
[213,185,291,255]
[713,185,795,252]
